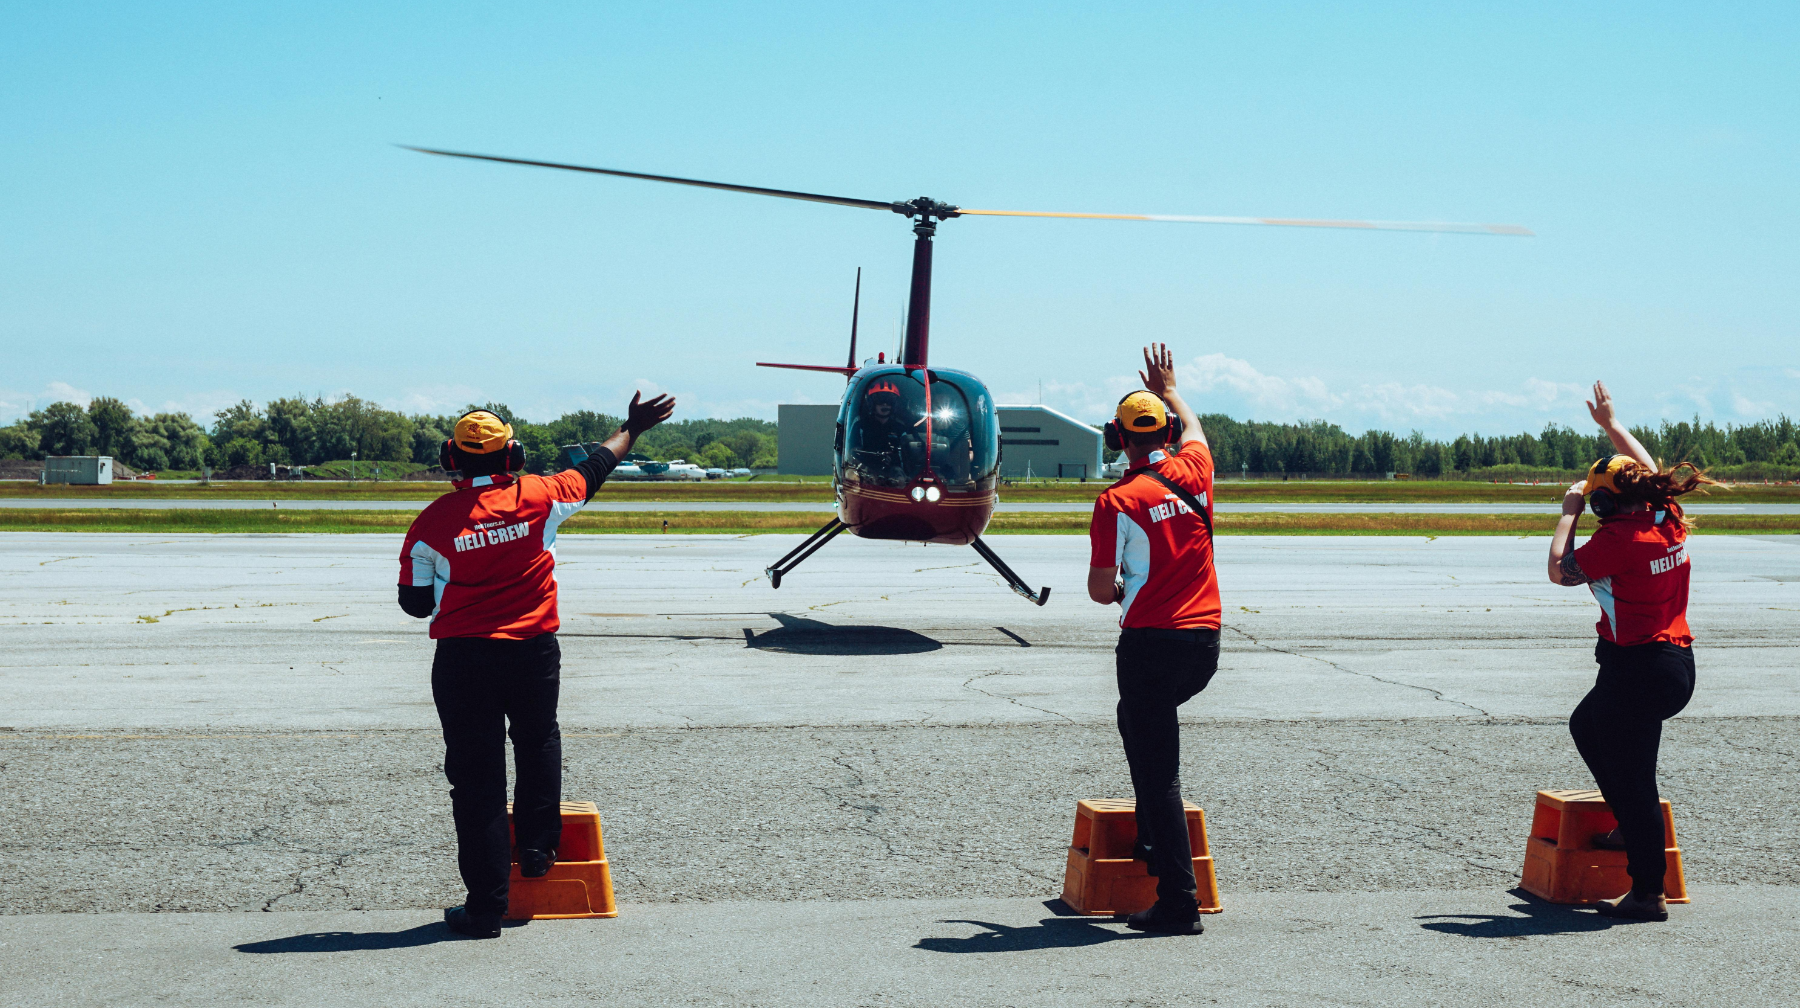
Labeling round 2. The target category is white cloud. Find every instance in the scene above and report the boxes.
[1177,355,1589,424]
[385,385,489,416]
[1730,392,1778,418]
[0,381,96,423]
[1001,354,1599,434]
[43,381,94,408]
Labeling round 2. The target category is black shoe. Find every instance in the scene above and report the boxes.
[1123,904,1204,935]
[1593,893,1668,922]
[519,848,557,878]
[1591,828,1628,851]
[444,905,503,939]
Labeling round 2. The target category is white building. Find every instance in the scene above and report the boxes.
[995,405,1103,480]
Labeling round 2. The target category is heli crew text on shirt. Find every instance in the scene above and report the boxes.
[398,392,674,940]
[1087,343,1220,936]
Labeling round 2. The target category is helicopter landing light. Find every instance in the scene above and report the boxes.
[925,486,941,502]
[910,486,925,501]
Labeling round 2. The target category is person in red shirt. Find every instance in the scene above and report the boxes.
[400,393,673,939]
[1086,343,1218,935]
[1546,380,1718,923]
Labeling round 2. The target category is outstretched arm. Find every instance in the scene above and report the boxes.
[578,391,675,498]
[1586,381,1654,471]
[1547,481,1591,585]
[1140,343,1206,448]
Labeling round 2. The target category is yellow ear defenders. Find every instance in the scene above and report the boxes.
[1585,454,1634,517]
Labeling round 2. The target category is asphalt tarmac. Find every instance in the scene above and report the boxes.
[3,533,1796,1006]
[2,498,1790,513]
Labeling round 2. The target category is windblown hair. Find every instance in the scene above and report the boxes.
[1613,461,1723,528]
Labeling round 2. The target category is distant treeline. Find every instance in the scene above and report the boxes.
[3,395,1797,479]
[0,397,777,473]
[1188,413,1800,479]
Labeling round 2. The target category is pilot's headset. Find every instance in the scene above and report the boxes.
[1103,391,1184,452]
[440,409,526,477]
[1584,454,1637,518]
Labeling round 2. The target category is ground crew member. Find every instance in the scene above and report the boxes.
[398,393,674,939]
[1086,343,1218,935]
[1547,380,1715,923]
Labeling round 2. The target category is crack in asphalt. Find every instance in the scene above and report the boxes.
[820,746,902,860]
[960,671,1075,724]
[1223,624,1492,717]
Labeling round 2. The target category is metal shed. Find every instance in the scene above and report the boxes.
[45,456,114,485]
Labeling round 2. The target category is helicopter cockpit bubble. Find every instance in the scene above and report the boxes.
[843,368,998,491]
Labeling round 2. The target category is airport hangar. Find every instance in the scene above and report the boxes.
[776,404,1104,479]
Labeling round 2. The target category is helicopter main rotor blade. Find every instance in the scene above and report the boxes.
[404,147,896,212]
[956,208,1533,237]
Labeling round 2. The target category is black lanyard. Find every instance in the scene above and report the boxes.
[1134,465,1214,538]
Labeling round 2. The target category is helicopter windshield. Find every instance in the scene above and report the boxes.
[843,369,997,490]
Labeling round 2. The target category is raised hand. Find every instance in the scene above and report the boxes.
[624,391,676,433]
[1138,343,1177,396]
[1586,381,1618,430]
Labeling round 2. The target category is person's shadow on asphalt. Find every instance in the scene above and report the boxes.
[1416,890,1624,938]
[235,920,527,953]
[914,918,1147,953]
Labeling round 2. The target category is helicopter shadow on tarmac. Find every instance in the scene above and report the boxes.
[743,612,944,656]
[561,614,1033,656]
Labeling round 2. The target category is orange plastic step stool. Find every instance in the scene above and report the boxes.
[1059,798,1222,916]
[503,800,618,920]
[1520,789,1689,904]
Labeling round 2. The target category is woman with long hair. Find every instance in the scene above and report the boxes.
[1546,381,1719,922]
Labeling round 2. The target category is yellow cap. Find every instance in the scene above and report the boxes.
[1585,454,1638,494]
[454,411,514,454]
[1116,391,1168,432]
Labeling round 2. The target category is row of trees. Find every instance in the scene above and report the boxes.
[1183,415,1800,476]
[0,397,779,474]
[4,393,1796,477]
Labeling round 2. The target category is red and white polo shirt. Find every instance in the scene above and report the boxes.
[1572,505,1694,647]
[1088,440,1221,630]
[398,470,590,640]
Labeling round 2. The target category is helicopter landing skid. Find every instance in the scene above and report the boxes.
[971,536,1051,606]
[765,518,849,589]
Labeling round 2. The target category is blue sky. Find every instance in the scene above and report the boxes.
[3,2,1795,437]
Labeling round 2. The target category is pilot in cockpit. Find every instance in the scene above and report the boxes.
[855,381,909,480]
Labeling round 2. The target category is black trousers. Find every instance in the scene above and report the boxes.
[431,633,564,917]
[1568,638,1695,895]
[1115,627,1221,907]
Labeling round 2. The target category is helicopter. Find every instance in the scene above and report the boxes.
[409,146,1532,603]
